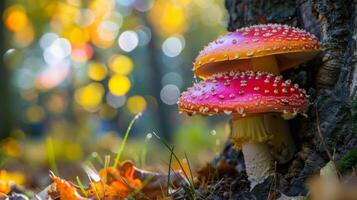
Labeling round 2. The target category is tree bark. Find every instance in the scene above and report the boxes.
[0,1,13,139]
[211,0,357,198]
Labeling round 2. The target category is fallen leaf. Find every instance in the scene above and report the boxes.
[49,173,85,200]
[40,160,187,200]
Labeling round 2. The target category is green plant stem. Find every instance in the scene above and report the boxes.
[167,146,174,196]
[76,176,88,197]
[152,132,195,196]
[113,112,142,167]
[46,137,58,175]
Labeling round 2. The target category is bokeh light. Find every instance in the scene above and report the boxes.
[40,33,58,49]
[118,30,139,52]
[35,62,70,90]
[97,20,120,42]
[162,36,185,57]
[43,38,71,65]
[136,26,151,46]
[149,1,187,36]
[200,4,224,26]
[75,83,105,111]
[14,68,35,90]
[133,0,154,12]
[109,55,134,75]
[3,5,28,32]
[106,93,126,108]
[13,25,35,47]
[75,9,95,28]
[127,95,147,114]
[108,75,131,96]
[26,105,46,123]
[117,0,135,7]
[71,43,94,62]
[46,93,67,114]
[1,138,22,158]
[68,27,90,45]
[161,72,183,89]
[88,62,108,81]
[160,84,180,105]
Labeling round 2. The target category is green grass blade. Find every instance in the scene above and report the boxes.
[76,176,88,197]
[140,133,152,168]
[167,145,174,196]
[85,152,104,167]
[46,137,58,175]
[113,112,142,167]
[184,152,195,187]
[152,132,194,188]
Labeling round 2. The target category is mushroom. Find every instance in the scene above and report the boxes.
[178,71,308,187]
[194,24,320,78]
[192,24,320,164]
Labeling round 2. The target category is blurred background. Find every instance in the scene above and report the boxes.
[0,0,230,190]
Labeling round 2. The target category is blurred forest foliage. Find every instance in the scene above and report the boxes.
[0,0,231,187]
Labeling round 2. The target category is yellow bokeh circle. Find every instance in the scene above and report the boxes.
[108,75,131,96]
[127,95,147,114]
[75,83,104,111]
[88,62,107,81]
[109,55,133,75]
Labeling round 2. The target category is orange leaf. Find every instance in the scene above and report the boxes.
[50,173,85,200]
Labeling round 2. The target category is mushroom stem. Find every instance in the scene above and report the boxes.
[251,55,280,75]
[242,142,274,188]
[231,114,295,187]
[231,115,274,186]
[264,113,296,164]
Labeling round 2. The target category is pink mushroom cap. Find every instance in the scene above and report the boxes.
[178,71,308,117]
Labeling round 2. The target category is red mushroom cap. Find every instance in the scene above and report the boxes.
[194,24,320,78]
[178,71,308,117]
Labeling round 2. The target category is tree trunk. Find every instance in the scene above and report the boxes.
[210,0,357,198]
[0,1,13,139]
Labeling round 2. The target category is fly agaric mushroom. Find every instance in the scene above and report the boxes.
[178,71,308,186]
[192,24,319,164]
[193,24,320,78]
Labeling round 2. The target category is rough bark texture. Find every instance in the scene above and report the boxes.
[202,0,357,199]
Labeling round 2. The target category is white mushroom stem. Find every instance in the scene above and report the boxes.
[231,113,296,187]
[242,142,274,188]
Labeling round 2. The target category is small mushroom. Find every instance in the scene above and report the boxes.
[193,24,320,78]
[178,71,308,188]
